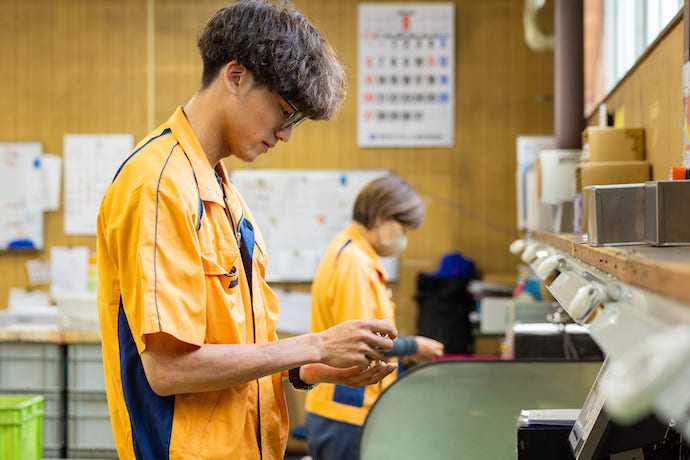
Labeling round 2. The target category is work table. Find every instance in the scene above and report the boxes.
[0,324,101,343]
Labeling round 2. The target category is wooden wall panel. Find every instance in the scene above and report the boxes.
[587,19,683,180]
[0,0,554,338]
[0,0,147,309]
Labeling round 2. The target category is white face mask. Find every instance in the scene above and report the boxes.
[375,221,408,257]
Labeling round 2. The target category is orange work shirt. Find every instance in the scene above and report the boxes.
[97,107,288,460]
[305,224,397,426]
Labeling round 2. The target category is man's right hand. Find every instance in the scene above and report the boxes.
[301,361,398,388]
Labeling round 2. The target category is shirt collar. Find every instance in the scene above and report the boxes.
[343,223,388,282]
[167,106,224,206]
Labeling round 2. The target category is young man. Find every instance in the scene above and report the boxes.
[97,2,398,459]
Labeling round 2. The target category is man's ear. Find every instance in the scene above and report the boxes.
[222,61,247,96]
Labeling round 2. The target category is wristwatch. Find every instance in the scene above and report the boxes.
[289,366,317,391]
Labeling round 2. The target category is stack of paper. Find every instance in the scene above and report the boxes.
[519,409,581,426]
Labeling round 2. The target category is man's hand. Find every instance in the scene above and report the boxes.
[300,361,398,388]
[315,319,398,368]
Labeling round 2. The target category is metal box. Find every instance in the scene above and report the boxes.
[645,180,690,246]
[585,184,646,246]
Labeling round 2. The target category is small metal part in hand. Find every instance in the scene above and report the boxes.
[375,331,389,351]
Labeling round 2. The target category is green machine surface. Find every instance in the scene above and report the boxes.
[360,359,602,459]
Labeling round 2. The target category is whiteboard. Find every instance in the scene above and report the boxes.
[229,169,398,282]
[0,143,44,250]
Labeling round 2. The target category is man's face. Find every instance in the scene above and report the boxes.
[223,74,298,163]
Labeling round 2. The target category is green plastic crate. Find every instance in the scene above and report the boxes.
[0,395,43,460]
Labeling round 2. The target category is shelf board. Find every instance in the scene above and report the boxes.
[532,232,690,305]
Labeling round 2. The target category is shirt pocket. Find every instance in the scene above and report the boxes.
[200,249,245,328]
[201,249,240,284]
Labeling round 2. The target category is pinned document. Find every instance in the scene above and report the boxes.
[63,134,133,235]
[50,246,89,296]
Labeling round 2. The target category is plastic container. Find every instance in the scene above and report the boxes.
[2,389,65,452]
[0,342,65,392]
[669,166,690,180]
[67,343,105,393]
[67,391,115,451]
[0,394,44,460]
[539,149,580,203]
[54,292,99,331]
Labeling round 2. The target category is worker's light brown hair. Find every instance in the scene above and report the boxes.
[353,175,425,230]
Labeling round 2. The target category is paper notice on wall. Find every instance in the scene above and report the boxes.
[26,259,51,285]
[0,142,44,250]
[358,3,455,147]
[63,134,133,235]
[50,246,89,296]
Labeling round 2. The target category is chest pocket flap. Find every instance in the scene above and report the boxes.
[201,249,240,276]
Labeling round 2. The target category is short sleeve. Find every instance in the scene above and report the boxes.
[117,170,207,353]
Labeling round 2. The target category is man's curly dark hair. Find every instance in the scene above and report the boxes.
[197,0,346,120]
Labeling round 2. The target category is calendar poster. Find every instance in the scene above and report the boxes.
[63,134,133,235]
[358,3,455,147]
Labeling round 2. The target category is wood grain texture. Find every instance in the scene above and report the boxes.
[0,0,147,311]
[533,232,690,305]
[587,19,683,181]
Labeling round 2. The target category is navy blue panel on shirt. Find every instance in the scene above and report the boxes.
[238,217,255,299]
[118,298,175,460]
[112,129,171,183]
[335,239,353,264]
[332,384,365,408]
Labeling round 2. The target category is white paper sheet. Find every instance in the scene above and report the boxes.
[8,288,50,310]
[26,259,51,285]
[63,134,133,235]
[522,409,581,425]
[50,246,89,296]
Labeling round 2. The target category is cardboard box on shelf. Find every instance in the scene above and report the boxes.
[582,127,644,163]
[577,161,651,192]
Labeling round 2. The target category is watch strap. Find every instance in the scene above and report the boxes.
[289,366,317,390]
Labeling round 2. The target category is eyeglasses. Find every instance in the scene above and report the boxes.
[281,97,307,129]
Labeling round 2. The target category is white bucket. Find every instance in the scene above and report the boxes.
[539,149,580,203]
